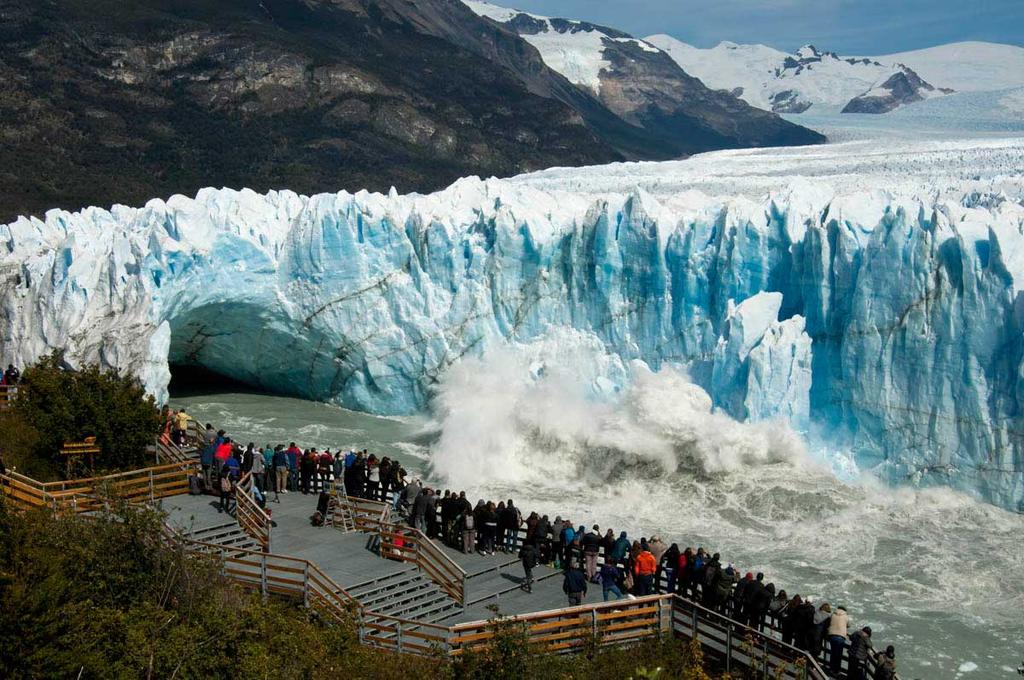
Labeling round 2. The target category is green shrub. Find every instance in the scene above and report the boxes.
[8,352,163,478]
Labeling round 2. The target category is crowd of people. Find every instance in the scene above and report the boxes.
[0,364,20,387]
[180,417,897,680]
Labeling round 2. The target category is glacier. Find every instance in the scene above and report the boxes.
[2,137,1023,510]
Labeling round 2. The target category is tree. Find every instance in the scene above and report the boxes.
[9,352,163,476]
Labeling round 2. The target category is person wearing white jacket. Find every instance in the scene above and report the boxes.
[827,606,850,676]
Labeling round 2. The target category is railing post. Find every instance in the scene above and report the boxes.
[260,554,268,599]
[726,625,733,674]
[303,562,310,608]
[396,621,403,653]
[461,572,467,606]
[591,608,598,638]
[762,638,769,679]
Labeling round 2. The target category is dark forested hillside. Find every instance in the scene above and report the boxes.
[0,0,822,222]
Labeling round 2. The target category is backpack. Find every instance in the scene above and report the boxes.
[220,476,232,493]
[704,563,719,586]
[188,475,202,495]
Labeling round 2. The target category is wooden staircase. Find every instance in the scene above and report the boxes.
[185,521,261,553]
[349,567,463,626]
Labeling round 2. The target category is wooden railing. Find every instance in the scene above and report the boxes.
[0,384,17,409]
[173,533,357,624]
[671,596,827,680]
[235,472,272,552]
[0,462,196,513]
[449,593,672,656]
[359,612,451,655]
[378,521,467,606]
[333,492,392,533]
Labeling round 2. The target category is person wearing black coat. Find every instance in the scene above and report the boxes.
[563,566,588,606]
[748,578,773,631]
[519,541,538,592]
[702,554,722,610]
[792,599,817,652]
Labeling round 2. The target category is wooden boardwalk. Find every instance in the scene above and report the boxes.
[1,445,899,679]
[161,490,566,622]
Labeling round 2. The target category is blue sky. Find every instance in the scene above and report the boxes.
[504,0,1024,54]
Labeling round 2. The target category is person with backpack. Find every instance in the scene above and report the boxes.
[714,564,737,615]
[600,558,624,601]
[460,509,476,554]
[218,463,235,514]
[873,645,896,680]
[847,626,873,680]
[250,442,265,492]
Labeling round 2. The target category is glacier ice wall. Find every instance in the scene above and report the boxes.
[2,139,1024,509]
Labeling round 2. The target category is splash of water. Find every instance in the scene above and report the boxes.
[429,328,810,489]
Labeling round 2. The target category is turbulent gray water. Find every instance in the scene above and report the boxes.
[173,389,1024,680]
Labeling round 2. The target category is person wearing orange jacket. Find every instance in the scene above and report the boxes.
[634,546,657,595]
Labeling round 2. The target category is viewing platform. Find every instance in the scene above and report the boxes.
[1,435,899,679]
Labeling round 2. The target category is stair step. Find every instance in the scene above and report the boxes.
[362,582,439,612]
[377,592,454,619]
[348,570,424,598]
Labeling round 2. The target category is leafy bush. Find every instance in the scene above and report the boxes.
[7,352,163,478]
[0,500,450,679]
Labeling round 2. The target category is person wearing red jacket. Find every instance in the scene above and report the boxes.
[634,548,657,595]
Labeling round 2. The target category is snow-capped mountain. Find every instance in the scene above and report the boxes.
[462,1,823,155]
[647,37,947,114]
[877,41,1024,93]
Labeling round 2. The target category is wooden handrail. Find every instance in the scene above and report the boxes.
[234,471,272,552]
[378,521,466,605]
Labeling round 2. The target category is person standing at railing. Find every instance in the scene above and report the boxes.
[200,424,216,490]
[286,443,301,492]
[251,443,266,493]
[378,457,392,502]
[874,645,897,680]
[633,544,657,596]
[4,364,20,385]
[300,449,317,495]
[582,525,601,580]
[218,463,235,514]
[273,446,288,498]
[827,605,850,676]
[363,453,378,500]
[318,449,335,494]
[174,408,191,447]
[847,626,873,680]
[499,499,521,554]
[261,445,275,493]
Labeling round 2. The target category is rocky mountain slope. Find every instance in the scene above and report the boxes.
[463,2,825,155]
[0,0,628,223]
[0,0,823,224]
[647,38,948,114]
